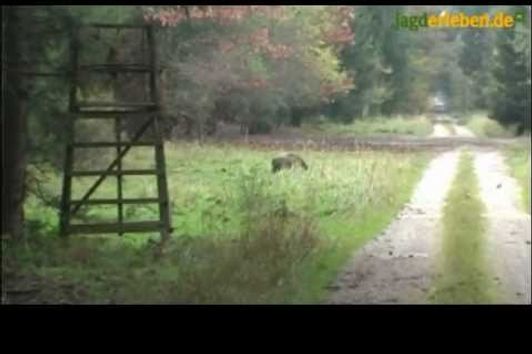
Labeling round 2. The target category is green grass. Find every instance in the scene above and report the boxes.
[4,142,430,304]
[302,115,433,138]
[454,110,486,126]
[429,150,494,304]
[504,143,531,214]
[466,114,516,138]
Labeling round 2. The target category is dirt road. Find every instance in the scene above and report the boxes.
[474,151,531,304]
[327,147,531,304]
[431,123,475,138]
[431,123,453,137]
[455,125,475,138]
[327,150,461,304]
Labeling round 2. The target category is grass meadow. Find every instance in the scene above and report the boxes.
[4,142,430,304]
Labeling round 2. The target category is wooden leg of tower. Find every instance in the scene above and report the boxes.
[59,135,74,238]
[153,114,172,244]
[115,116,124,236]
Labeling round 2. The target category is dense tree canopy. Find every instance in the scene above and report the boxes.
[7,5,530,141]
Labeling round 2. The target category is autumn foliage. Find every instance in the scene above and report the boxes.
[140,6,355,135]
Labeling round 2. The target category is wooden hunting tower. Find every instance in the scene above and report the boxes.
[59,23,172,241]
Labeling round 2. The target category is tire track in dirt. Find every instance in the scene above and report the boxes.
[326,150,461,304]
[431,123,452,137]
[454,125,475,138]
[473,151,531,304]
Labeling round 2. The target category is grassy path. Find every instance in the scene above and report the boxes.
[429,151,493,303]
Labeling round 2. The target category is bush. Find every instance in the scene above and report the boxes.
[466,115,516,138]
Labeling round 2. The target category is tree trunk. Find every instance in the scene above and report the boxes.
[290,108,302,127]
[196,118,204,145]
[2,7,29,240]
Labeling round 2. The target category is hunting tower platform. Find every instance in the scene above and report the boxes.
[59,23,172,241]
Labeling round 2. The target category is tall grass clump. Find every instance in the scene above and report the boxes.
[167,168,323,303]
[466,115,516,138]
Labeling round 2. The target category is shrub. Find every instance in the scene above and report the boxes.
[466,115,516,138]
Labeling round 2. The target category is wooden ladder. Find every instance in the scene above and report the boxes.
[59,24,172,241]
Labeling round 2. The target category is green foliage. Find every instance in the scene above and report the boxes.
[466,114,516,138]
[18,6,141,166]
[330,6,395,119]
[329,5,530,127]
[18,5,531,143]
[458,27,495,110]
[66,5,138,24]
[453,6,531,132]
[490,17,531,133]
[155,6,353,137]
[329,6,459,119]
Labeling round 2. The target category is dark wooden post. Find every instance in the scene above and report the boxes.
[2,7,29,240]
[115,116,124,235]
[147,25,172,243]
[59,26,79,237]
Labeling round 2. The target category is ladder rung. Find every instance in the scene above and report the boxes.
[72,142,157,148]
[67,221,163,234]
[77,102,156,108]
[84,23,150,29]
[70,169,158,177]
[70,198,161,205]
[73,111,154,119]
[75,102,157,114]
[79,64,152,73]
